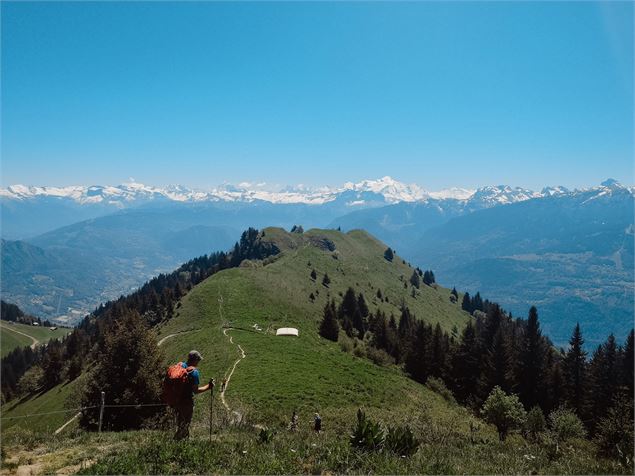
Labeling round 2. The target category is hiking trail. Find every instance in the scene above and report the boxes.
[0,323,39,349]
[220,328,246,418]
[157,329,199,347]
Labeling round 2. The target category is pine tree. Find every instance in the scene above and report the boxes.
[310,269,317,281]
[430,323,449,380]
[451,321,481,405]
[322,273,331,287]
[384,247,394,262]
[357,293,369,318]
[563,323,587,417]
[461,292,472,313]
[79,310,165,430]
[588,334,620,431]
[405,322,431,383]
[516,306,547,409]
[319,300,339,342]
[483,327,513,394]
[622,329,634,397]
[398,306,415,340]
[451,287,459,298]
[41,340,64,389]
[409,270,421,289]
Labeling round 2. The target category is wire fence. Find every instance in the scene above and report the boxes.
[0,402,168,421]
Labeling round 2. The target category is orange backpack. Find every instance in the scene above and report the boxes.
[162,362,195,407]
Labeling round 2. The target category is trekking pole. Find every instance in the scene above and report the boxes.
[209,379,214,441]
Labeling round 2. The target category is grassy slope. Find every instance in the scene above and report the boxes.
[0,322,71,357]
[0,228,629,474]
[1,377,85,433]
[157,228,471,427]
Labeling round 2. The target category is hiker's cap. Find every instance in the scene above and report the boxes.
[188,350,203,362]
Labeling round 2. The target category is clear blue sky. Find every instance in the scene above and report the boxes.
[1,1,633,190]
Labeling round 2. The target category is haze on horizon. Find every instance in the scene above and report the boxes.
[1,1,633,190]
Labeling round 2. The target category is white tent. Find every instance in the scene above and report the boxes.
[276,327,299,337]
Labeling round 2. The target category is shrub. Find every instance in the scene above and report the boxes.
[16,365,44,396]
[353,343,366,359]
[366,346,395,366]
[481,386,527,441]
[594,393,634,462]
[258,427,275,444]
[339,335,353,353]
[548,406,586,443]
[385,425,419,457]
[350,409,385,452]
[425,377,456,404]
[524,406,546,441]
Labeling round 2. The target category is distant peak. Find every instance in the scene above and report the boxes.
[600,178,622,188]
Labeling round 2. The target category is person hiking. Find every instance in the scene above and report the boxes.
[164,350,214,440]
[290,410,298,432]
[313,412,322,433]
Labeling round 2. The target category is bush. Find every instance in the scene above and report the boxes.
[350,409,385,452]
[481,386,527,441]
[366,346,395,367]
[385,425,419,457]
[524,406,546,441]
[594,393,634,462]
[353,343,366,359]
[339,335,353,353]
[258,428,275,444]
[548,406,586,444]
[425,377,456,404]
[16,365,44,396]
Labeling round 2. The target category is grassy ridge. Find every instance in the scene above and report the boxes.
[157,228,471,428]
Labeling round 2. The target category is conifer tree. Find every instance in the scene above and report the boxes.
[517,306,547,409]
[563,323,587,417]
[79,310,164,430]
[398,306,415,340]
[430,323,449,380]
[461,292,472,313]
[588,334,620,430]
[451,321,481,405]
[384,247,394,261]
[405,321,431,383]
[483,327,513,394]
[322,273,331,287]
[622,329,634,398]
[409,270,421,289]
[310,269,317,280]
[319,300,339,342]
[357,293,369,318]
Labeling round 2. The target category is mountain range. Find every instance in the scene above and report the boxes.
[1,177,633,346]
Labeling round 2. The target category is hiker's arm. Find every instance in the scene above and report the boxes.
[193,380,214,394]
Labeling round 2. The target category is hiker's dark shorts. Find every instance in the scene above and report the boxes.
[174,400,194,440]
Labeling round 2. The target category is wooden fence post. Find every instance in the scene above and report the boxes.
[98,391,105,433]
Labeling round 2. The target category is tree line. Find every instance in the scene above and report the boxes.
[1,300,53,326]
[320,286,634,441]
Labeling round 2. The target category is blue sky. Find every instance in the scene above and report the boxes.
[1,1,633,190]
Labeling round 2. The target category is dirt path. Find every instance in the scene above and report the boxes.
[0,323,39,349]
[220,328,246,413]
[157,329,198,346]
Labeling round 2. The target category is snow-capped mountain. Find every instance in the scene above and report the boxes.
[4,176,629,207]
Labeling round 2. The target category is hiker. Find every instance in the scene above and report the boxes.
[164,350,214,440]
[313,412,322,433]
[290,410,298,432]
[221,377,227,393]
